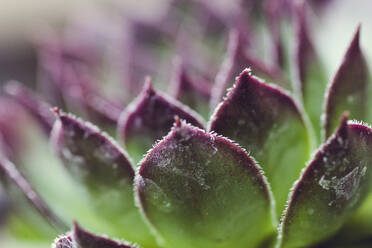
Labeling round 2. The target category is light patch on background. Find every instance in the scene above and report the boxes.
[314,0,372,76]
[0,0,168,48]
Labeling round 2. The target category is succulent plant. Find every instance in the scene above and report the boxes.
[1,0,372,248]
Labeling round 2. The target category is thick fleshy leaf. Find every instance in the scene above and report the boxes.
[170,59,211,118]
[210,29,283,108]
[72,223,136,248]
[323,26,368,139]
[209,69,310,216]
[294,1,328,144]
[12,115,121,241]
[50,109,157,247]
[136,118,275,248]
[334,188,372,244]
[3,81,55,134]
[118,78,205,163]
[277,116,372,248]
[318,222,372,248]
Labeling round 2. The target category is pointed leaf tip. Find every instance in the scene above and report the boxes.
[118,81,205,163]
[73,222,136,248]
[137,121,274,248]
[278,116,372,248]
[324,25,368,139]
[210,70,310,217]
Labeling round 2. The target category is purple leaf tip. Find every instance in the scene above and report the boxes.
[118,78,205,163]
[210,69,310,217]
[323,25,367,139]
[53,223,136,248]
[73,222,136,248]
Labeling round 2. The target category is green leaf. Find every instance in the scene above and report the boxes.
[50,109,157,247]
[323,25,368,139]
[277,116,372,248]
[209,70,311,217]
[328,189,372,244]
[136,118,275,248]
[118,78,205,163]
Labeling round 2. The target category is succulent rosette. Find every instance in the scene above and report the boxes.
[1,0,372,248]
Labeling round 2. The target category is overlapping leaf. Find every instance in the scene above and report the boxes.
[50,109,156,247]
[136,118,275,248]
[210,69,310,216]
[278,116,372,248]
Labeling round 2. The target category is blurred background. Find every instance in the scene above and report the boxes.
[0,0,168,85]
[0,0,371,87]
